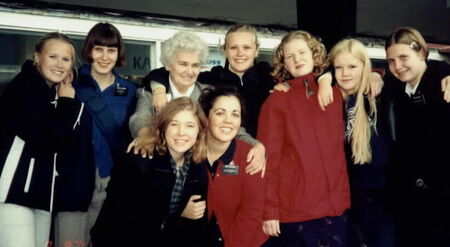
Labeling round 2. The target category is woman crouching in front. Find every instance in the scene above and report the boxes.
[90,97,209,247]
[199,86,267,247]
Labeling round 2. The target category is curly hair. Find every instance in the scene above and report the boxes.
[160,31,209,66]
[134,97,208,163]
[271,30,328,82]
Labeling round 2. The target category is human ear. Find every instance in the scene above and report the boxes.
[33,52,40,65]
[165,64,172,72]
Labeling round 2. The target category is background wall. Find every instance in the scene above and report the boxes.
[43,0,298,28]
[357,0,450,43]
[24,0,450,43]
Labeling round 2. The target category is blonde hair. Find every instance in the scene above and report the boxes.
[223,24,260,50]
[272,30,328,82]
[385,26,429,59]
[35,32,76,69]
[329,38,377,164]
[134,97,208,163]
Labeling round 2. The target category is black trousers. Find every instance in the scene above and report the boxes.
[262,212,348,247]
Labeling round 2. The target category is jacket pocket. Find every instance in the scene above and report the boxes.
[24,158,35,193]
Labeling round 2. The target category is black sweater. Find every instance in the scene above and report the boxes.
[142,61,275,137]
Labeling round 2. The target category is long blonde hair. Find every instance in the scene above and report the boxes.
[329,39,377,164]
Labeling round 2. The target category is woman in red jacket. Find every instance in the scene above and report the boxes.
[198,86,268,247]
[258,30,350,247]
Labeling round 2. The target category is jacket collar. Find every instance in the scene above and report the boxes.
[217,139,237,165]
[21,60,56,98]
[223,61,260,85]
[289,73,316,88]
[150,151,192,172]
[78,64,119,89]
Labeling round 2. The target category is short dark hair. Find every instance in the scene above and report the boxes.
[81,22,126,67]
[199,85,246,122]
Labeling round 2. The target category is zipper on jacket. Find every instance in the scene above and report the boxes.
[49,153,59,212]
[51,93,58,108]
[23,158,35,193]
[73,102,84,130]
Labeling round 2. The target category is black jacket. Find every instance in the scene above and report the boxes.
[344,89,396,218]
[142,61,275,137]
[0,60,83,211]
[387,60,450,208]
[54,96,95,212]
[90,151,208,247]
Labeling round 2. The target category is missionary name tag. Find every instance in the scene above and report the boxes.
[114,84,128,96]
[222,161,239,175]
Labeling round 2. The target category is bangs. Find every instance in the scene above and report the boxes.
[93,30,120,47]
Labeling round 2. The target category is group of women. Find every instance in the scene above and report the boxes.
[0,20,449,247]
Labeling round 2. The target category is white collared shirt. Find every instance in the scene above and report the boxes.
[167,77,195,102]
[405,81,421,97]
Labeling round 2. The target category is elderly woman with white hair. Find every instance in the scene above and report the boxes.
[129,31,266,174]
[129,31,210,138]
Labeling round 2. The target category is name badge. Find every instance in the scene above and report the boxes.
[222,161,239,175]
[115,84,128,96]
[411,91,426,104]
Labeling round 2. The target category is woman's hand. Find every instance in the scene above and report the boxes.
[263,220,281,237]
[152,87,168,114]
[441,75,450,102]
[57,71,75,98]
[317,72,333,111]
[366,72,384,99]
[181,195,206,220]
[245,142,266,178]
[127,127,154,158]
[270,82,290,93]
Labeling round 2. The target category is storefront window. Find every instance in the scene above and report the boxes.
[0,29,155,95]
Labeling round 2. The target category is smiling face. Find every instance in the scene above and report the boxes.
[34,39,74,86]
[90,45,118,77]
[207,95,241,144]
[166,51,201,93]
[283,38,314,78]
[165,109,200,159]
[225,32,259,76]
[386,43,426,86]
[333,51,364,95]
